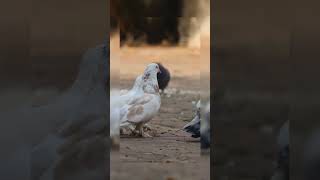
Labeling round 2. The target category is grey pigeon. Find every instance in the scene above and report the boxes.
[201,101,210,150]
[183,100,201,138]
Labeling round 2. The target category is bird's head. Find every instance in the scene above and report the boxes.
[144,63,161,76]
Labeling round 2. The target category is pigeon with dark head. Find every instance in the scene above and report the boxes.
[155,62,170,91]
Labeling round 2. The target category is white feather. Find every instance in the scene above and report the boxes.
[110,63,161,136]
[119,63,161,133]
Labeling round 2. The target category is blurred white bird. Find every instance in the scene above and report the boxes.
[119,63,161,137]
[110,107,120,138]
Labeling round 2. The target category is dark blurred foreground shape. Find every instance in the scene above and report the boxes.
[212,0,292,179]
[213,0,320,179]
[201,101,211,151]
[1,44,110,180]
[0,0,109,179]
[270,121,289,180]
[303,129,320,180]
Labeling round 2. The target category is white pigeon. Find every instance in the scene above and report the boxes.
[119,63,161,137]
[110,75,144,109]
[110,75,146,137]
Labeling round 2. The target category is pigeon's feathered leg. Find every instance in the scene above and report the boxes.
[135,123,152,138]
[143,123,152,131]
[120,124,137,135]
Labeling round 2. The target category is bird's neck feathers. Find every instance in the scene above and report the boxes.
[143,70,158,80]
[130,76,144,92]
[143,74,159,94]
[131,83,143,93]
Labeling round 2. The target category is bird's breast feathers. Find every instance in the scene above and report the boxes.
[153,84,159,93]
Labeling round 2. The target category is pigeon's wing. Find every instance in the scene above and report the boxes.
[183,113,200,130]
[183,115,200,137]
[120,94,155,124]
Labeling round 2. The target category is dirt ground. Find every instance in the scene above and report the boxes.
[110,34,211,180]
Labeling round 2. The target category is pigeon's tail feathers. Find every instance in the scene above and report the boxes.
[183,114,200,129]
[183,122,200,138]
[183,116,200,138]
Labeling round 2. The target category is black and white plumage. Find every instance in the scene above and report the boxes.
[201,101,210,150]
[183,100,201,138]
[156,62,170,91]
[270,121,289,180]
